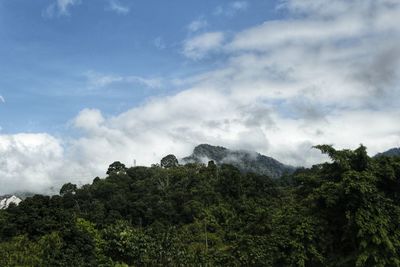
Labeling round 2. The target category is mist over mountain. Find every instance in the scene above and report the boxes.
[182,144,296,178]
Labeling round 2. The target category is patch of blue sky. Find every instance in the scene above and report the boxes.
[0,0,281,134]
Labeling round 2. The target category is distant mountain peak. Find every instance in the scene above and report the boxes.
[182,144,295,178]
[194,144,227,155]
[191,144,229,162]
[375,147,400,158]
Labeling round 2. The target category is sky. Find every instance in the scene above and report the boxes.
[0,0,399,194]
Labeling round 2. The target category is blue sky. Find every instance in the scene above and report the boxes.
[1,0,400,194]
[0,0,279,134]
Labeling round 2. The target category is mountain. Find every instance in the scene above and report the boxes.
[374,147,400,158]
[182,144,295,178]
[0,195,22,209]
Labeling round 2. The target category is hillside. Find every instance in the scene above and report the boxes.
[182,144,295,178]
[1,145,400,266]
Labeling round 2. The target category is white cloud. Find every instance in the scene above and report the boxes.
[154,37,166,50]
[183,32,225,59]
[277,0,399,19]
[187,18,208,32]
[0,95,5,103]
[85,71,163,89]
[43,0,130,18]
[228,17,366,51]
[107,0,130,15]
[73,108,105,132]
[231,1,248,11]
[0,134,64,194]
[81,0,400,167]
[43,0,80,18]
[2,0,400,194]
[214,1,249,17]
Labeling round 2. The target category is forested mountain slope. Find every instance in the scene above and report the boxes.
[1,146,400,266]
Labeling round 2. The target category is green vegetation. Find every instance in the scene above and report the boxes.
[1,145,400,266]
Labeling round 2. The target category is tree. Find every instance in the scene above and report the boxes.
[3,144,400,266]
[302,145,400,266]
[107,161,127,175]
[60,183,77,196]
[160,154,179,168]
[0,235,43,266]
[102,220,155,266]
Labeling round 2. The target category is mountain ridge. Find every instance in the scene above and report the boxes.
[182,144,295,178]
[375,147,400,158]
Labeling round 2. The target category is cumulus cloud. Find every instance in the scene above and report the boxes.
[187,18,208,33]
[351,46,400,101]
[73,108,105,132]
[0,134,64,194]
[107,0,130,15]
[2,0,400,194]
[76,0,400,162]
[183,32,225,59]
[43,0,80,18]
[214,1,249,17]
[0,95,4,103]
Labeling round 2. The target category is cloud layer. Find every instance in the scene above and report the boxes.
[2,0,400,194]
[0,134,63,194]
[214,1,249,17]
[183,32,225,59]
[43,0,80,18]
[107,0,130,15]
[43,0,130,17]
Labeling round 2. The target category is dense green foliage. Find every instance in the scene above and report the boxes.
[1,145,400,266]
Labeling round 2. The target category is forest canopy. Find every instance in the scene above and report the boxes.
[1,145,400,266]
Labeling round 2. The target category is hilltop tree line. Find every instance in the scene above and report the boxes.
[1,145,400,266]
